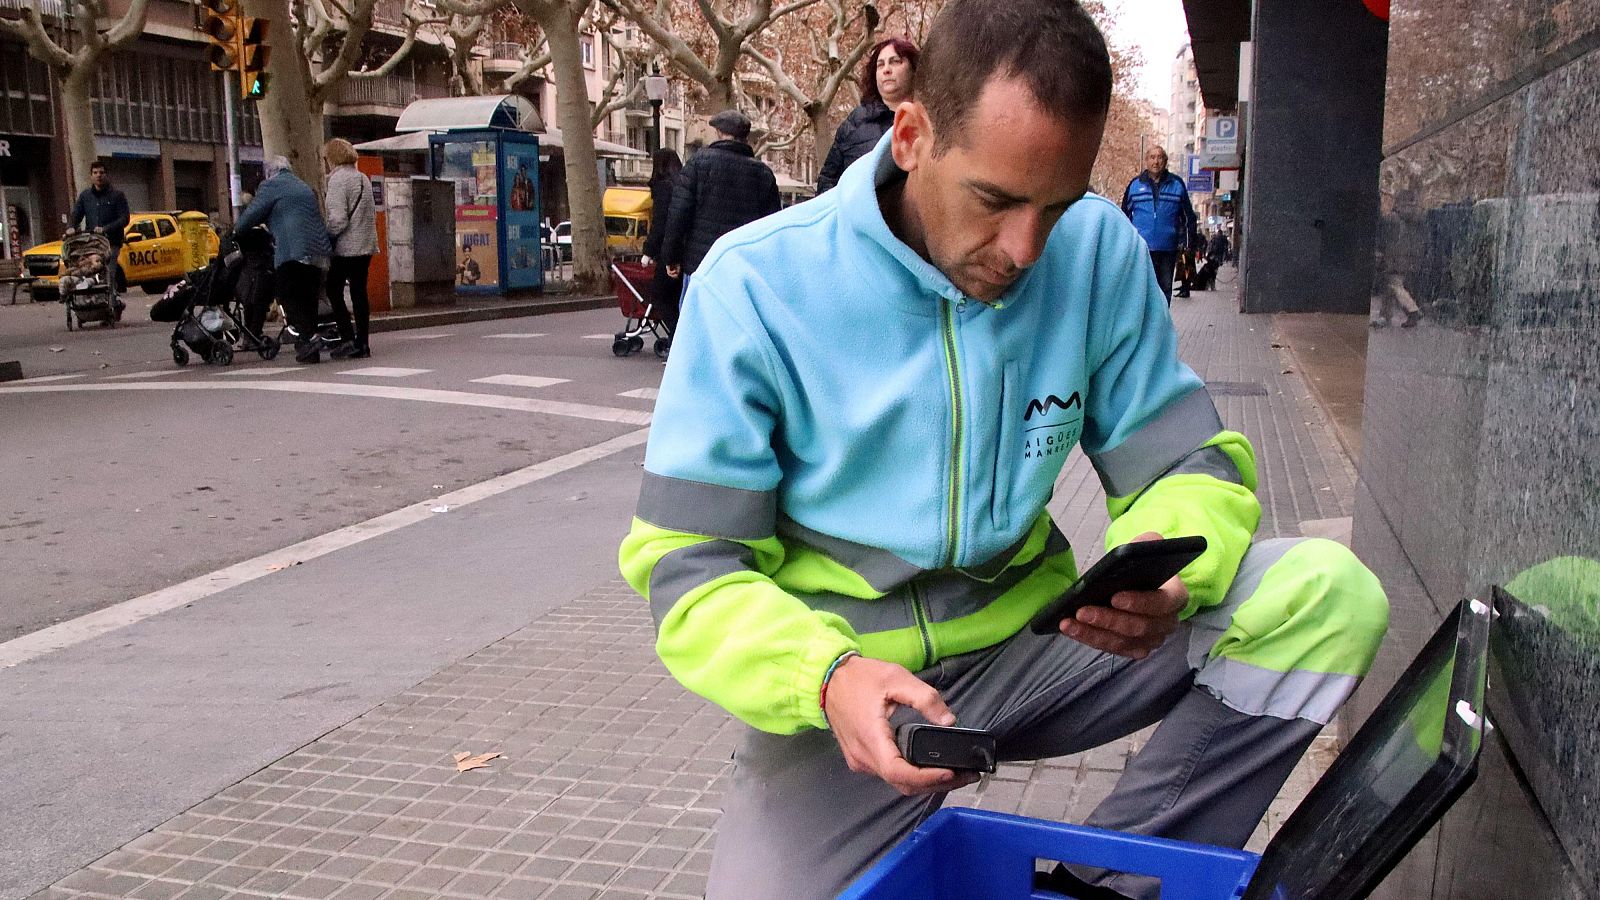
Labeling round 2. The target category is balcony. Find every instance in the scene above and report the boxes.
[482,43,530,76]
[0,0,66,17]
[335,76,449,115]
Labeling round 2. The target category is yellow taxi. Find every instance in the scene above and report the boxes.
[24,212,220,301]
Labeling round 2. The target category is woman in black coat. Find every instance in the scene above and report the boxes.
[641,148,685,339]
[816,37,919,193]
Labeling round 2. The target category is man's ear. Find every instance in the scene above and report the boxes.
[889,101,933,173]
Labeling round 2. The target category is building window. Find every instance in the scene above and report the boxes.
[581,36,595,69]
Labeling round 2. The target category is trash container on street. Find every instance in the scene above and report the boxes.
[177,211,212,273]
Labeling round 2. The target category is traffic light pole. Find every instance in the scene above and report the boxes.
[222,70,241,221]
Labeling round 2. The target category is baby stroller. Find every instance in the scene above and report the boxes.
[151,229,280,366]
[610,261,671,359]
[58,231,122,331]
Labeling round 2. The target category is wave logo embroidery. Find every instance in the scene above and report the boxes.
[1022,391,1082,460]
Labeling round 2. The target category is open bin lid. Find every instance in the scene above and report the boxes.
[1241,596,1492,900]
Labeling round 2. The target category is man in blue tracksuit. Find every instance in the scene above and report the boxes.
[1121,145,1199,303]
[618,2,1387,897]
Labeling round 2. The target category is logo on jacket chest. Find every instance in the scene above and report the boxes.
[1021,390,1083,460]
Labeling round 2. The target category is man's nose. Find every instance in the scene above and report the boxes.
[995,211,1049,272]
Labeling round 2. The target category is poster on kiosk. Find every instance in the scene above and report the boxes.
[430,129,543,294]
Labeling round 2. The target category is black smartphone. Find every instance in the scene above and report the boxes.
[1027,535,1208,635]
[895,723,997,774]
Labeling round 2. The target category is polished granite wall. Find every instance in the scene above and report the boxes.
[1352,1,1600,897]
[1239,1,1387,314]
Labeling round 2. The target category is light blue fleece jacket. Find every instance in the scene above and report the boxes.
[644,136,1210,571]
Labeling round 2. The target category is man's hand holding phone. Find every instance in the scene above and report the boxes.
[1049,532,1195,660]
[823,655,982,797]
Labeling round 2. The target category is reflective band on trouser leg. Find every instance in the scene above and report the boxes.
[1186,538,1389,724]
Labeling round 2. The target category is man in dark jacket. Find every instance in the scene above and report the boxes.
[661,110,781,278]
[68,161,132,308]
[236,156,333,363]
[1120,146,1199,304]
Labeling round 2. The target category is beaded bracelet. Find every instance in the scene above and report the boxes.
[818,650,861,714]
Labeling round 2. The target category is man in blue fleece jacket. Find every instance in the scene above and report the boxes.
[618,1,1389,897]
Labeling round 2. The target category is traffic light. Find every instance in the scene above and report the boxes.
[240,17,271,101]
[201,0,241,72]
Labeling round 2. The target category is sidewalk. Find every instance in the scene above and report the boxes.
[0,292,610,382]
[33,287,1367,900]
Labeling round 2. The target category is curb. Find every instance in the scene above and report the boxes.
[367,294,612,333]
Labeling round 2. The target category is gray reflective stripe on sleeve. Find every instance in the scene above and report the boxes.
[1185,537,1303,669]
[1195,658,1360,725]
[649,540,756,627]
[636,471,776,541]
[778,515,923,592]
[1165,445,1244,485]
[1088,388,1225,498]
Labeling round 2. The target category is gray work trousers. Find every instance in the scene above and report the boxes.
[705,599,1324,900]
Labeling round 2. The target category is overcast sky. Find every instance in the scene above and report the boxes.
[1105,0,1192,111]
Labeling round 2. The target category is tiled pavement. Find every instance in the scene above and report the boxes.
[36,286,1364,899]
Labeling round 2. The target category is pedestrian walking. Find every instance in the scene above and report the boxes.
[1193,229,1230,290]
[816,37,920,193]
[639,148,685,342]
[1120,146,1199,304]
[658,109,781,279]
[67,161,131,315]
[619,1,1388,898]
[235,156,333,364]
[1372,189,1424,328]
[321,139,378,359]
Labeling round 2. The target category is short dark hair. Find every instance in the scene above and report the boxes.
[916,0,1112,152]
[90,160,108,173]
[861,37,920,106]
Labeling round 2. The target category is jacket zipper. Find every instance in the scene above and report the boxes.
[940,299,966,568]
[908,582,935,670]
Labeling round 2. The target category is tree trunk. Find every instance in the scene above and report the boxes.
[524,1,608,293]
[810,109,837,174]
[58,66,99,199]
[242,0,326,193]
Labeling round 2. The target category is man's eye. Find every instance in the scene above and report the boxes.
[976,194,1007,212]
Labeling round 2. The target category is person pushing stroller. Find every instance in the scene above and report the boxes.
[235,156,333,364]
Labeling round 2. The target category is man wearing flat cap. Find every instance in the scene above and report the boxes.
[660,109,782,279]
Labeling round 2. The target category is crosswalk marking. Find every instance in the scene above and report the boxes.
[484,333,547,339]
[216,367,296,377]
[338,367,431,378]
[20,374,86,383]
[105,369,191,380]
[583,334,615,340]
[618,388,659,400]
[393,333,454,340]
[471,375,570,389]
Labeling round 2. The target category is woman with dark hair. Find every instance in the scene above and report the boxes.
[816,37,919,193]
[640,147,685,341]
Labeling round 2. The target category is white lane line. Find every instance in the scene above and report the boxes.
[338,366,431,378]
[618,388,659,400]
[472,375,570,389]
[485,333,547,339]
[216,367,296,377]
[393,333,454,340]
[105,369,190,380]
[0,381,653,426]
[21,374,86,383]
[583,334,614,340]
[0,427,652,670]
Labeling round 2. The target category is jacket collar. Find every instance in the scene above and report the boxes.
[1139,170,1176,189]
[835,132,969,311]
[707,138,754,157]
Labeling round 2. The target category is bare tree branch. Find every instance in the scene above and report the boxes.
[502,41,553,90]
[350,2,441,78]
[0,7,76,70]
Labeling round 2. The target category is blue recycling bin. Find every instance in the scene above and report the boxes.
[845,598,1495,900]
[841,808,1258,900]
